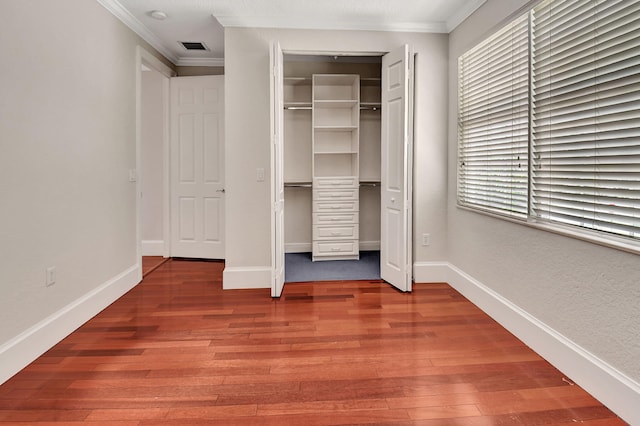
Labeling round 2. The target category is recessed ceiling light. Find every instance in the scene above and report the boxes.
[150,10,168,20]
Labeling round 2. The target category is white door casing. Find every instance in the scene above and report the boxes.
[380,45,413,292]
[271,42,286,297]
[270,45,414,294]
[170,76,225,259]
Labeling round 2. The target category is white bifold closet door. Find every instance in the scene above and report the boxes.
[380,45,413,292]
[270,44,413,297]
[170,76,225,259]
[270,42,286,297]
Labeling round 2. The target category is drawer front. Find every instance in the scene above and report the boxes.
[313,240,358,256]
[313,200,358,213]
[314,177,358,188]
[313,213,359,224]
[313,225,359,240]
[313,189,359,201]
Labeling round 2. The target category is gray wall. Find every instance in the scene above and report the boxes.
[448,0,640,383]
[0,0,172,377]
[224,27,449,276]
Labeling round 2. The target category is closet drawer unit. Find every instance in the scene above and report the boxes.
[313,200,358,212]
[314,177,358,189]
[313,224,359,240]
[312,240,359,257]
[313,212,358,224]
[313,189,359,201]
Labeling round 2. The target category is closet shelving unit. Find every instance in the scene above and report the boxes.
[282,62,382,261]
[312,74,360,261]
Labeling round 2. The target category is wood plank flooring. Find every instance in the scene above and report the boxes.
[141,256,169,277]
[0,259,625,425]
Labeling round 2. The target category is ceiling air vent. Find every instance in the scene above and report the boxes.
[180,42,208,51]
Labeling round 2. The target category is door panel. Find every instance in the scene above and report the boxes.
[381,45,413,292]
[170,76,225,259]
[271,42,285,297]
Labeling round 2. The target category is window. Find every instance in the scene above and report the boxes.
[458,0,640,246]
[458,13,529,218]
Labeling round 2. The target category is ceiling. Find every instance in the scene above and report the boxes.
[97,0,486,67]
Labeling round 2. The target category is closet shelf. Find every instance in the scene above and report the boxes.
[284,103,312,110]
[313,125,358,131]
[284,182,312,188]
[314,150,358,155]
[313,100,359,108]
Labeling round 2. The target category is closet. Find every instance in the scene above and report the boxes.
[282,56,382,265]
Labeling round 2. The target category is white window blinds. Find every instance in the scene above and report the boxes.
[458,14,529,218]
[531,0,640,239]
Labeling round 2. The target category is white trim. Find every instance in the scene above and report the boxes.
[222,267,271,289]
[412,261,640,425]
[161,75,171,258]
[412,261,451,283]
[359,241,381,251]
[136,46,174,264]
[141,240,166,256]
[138,46,175,78]
[96,0,178,64]
[176,57,225,67]
[285,243,312,253]
[0,264,140,385]
[216,16,448,34]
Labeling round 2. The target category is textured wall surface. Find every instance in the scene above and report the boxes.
[447,0,640,382]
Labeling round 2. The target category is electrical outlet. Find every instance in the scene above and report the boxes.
[422,233,430,246]
[46,266,56,287]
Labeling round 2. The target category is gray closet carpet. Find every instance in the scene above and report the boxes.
[285,251,380,282]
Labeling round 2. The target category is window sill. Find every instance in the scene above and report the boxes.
[456,204,640,256]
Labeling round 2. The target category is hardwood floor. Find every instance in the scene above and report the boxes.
[141,256,169,277]
[0,259,625,425]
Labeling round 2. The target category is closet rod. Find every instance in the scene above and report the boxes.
[284,106,312,110]
[359,182,380,187]
[360,106,381,111]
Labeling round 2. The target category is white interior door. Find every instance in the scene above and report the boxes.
[271,42,286,297]
[381,45,413,292]
[170,76,225,259]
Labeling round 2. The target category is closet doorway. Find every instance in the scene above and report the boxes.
[270,44,414,297]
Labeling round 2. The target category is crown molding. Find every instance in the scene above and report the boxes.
[96,0,179,64]
[176,57,225,67]
[216,16,448,34]
[446,0,487,32]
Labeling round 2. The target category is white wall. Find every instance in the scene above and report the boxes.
[447,0,640,421]
[141,68,165,254]
[0,0,172,383]
[224,27,449,285]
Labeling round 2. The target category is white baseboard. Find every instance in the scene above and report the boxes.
[141,240,165,256]
[412,261,639,425]
[285,242,381,253]
[413,261,451,283]
[285,243,311,253]
[0,264,141,385]
[222,266,271,289]
[359,241,380,251]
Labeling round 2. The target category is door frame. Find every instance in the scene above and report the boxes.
[135,46,175,278]
[270,46,415,296]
